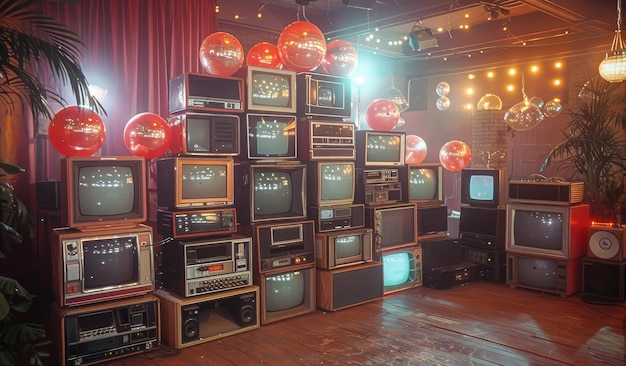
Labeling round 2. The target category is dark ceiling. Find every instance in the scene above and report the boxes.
[218,0,618,75]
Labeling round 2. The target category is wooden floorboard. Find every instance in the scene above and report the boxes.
[93,281,625,366]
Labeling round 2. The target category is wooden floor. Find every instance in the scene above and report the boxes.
[101,281,625,366]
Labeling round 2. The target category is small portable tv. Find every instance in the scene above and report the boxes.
[241,66,297,114]
[401,163,444,208]
[307,161,355,206]
[506,202,590,259]
[243,114,297,161]
[356,130,406,167]
[366,203,418,251]
[167,112,240,156]
[297,72,351,119]
[506,253,582,296]
[168,72,244,114]
[52,224,154,307]
[235,163,307,225]
[315,227,373,269]
[256,265,316,325]
[156,157,234,209]
[61,156,147,231]
[458,206,506,250]
[381,245,422,295]
[460,168,507,208]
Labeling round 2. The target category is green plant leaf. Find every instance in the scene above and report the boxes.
[0,291,9,321]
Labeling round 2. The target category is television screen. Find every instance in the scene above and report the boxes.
[356,131,406,167]
[469,175,494,201]
[264,270,305,312]
[254,170,293,216]
[181,163,229,200]
[517,256,558,289]
[246,114,297,160]
[167,112,239,156]
[62,156,147,230]
[82,236,138,290]
[460,169,506,207]
[307,161,355,205]
[242,66,296,113]
[335,235,361,259]
[512,209,563,250]
[297,72,351,118]
[382,252,411,287]
[410,168,437,200]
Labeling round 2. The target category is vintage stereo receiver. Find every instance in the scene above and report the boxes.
[316,261,383,311]
[157,207,237,239]
[308,203,365,233]
[155,286,259,349]
[51,294,159,366]
[240,220,316,273]
[358,168,399,184]
[168,72,244,114]
[298,120,356,160]
[355,182,402,205]
[462,245,506,282]
[315,227,373,269]
[508,179,584,205]
[163,235,252,297]
[424,261,479,290]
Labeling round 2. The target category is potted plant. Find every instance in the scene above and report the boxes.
[541,76,626,222]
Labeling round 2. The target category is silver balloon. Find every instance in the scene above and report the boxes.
[504,99,544,131]
[476,94,502,110]
[543,99,562,118]
[529,96,544,109]
[436,96,450,111]
[394,116,406,129]
[436,82,450,97]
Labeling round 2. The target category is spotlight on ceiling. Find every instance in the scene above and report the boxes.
[342,0,376,10]
[407,28,438,52]
[500,8,510,15]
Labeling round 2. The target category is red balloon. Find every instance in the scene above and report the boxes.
[123,112,171,160]
[322,39,358,77]
[439,140,472,172]
[199,32,244,76]
[277,21,326,72]
[247,42,282,69]
[365,99,400,131]
[48,106,105,156]
[405,135,428,164]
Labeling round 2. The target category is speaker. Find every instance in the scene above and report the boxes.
[582,257,626,304]
[342,0,375,10]
[587,224,626,262]
[36,180,62,210]
[316,261,383,311]
[407,78,428,111]
[408,29,438,51]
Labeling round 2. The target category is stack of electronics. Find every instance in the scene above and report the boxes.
[457,168,508,282]
[581,222,626,304]
[50,156,160,365]
[505,179,590,296]
[155,72,260,349]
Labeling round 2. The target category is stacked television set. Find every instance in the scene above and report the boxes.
[458,168,508,282]
[505,179,590,296]
[154,72,260,349]
[50,156,161,365]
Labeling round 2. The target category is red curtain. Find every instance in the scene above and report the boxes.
[38,0,218,156]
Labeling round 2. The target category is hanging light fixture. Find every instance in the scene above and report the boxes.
[599,0,626,82]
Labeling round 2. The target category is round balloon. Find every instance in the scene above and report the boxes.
[436,82,450,97]
[277,21,326,72]
[48,106,105,156]
[123,112,171,159]
[246,42,282,69]
[199,32,244,76]
[436,96,451,111]
[405,135,428,164]
[504,99,544,131]
[529,96,545,109]
[543,99,562,118]
[365,99,400,131]
[439,140,472,172]
[321,39,358,77]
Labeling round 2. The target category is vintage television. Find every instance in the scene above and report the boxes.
[255,265,316,324]
[355,130,406,167]
[241,65,297,113]
[316,261,383,311]
[52,224,154,307]
[168,72,244,114]
[155,286,259,349]
[417,205,448,237]
[581,257,626,304]
[307,161,355,206]
[167,112,240,156]
[235,163,306,225]
[243,113,297,161]
[51,294,159,366]
[366,203,418,251]
[296,72,351,119]
[401,163,444,208]
[506,202,590,259]
[458,206,506,250]
[506,253,582,296]
[381,245,422,295]
[61,156,147,231]
[156,157,234,209]
[460,168,507,208]
[315,227,373,269]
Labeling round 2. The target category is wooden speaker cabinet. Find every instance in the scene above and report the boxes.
[316,261,383,311]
